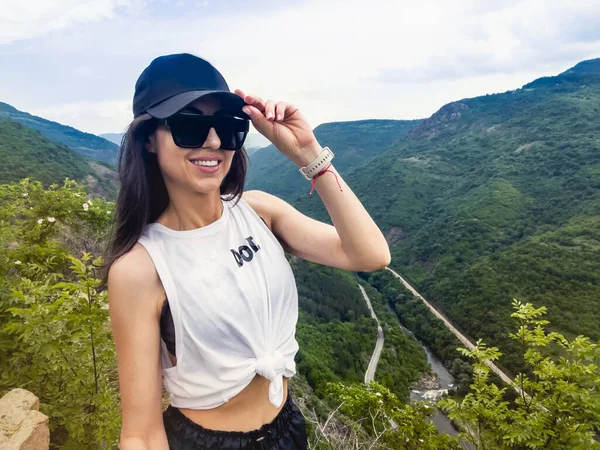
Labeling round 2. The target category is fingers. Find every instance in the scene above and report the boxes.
[242,104,272,135]
[242,94,266,113]
[264,100,276,121]
[275,102,288,121]
[236,91,291,122]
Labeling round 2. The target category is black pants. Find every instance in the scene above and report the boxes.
[162,394,308,449]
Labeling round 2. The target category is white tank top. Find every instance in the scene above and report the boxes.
[137,196,299,409]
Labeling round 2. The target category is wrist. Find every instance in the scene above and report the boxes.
[293,141,323,168]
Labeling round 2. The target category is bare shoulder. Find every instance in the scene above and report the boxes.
[108,243,164,317]
[108,243,158,288]
[242,189,277,208]
[242,190,288,223]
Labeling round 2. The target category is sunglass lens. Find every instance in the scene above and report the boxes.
[167,115,210,148]
[216,117,249,150]
[167,114,249,150]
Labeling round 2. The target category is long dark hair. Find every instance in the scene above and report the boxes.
[99,113,248,289]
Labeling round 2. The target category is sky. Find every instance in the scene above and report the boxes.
[1,0,600,144]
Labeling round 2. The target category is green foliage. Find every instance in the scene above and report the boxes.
[296,311,377,396]
[0,119,117,198]
[439,300,600,449]
[292,256,370,321]
[0,178,119,448]
[326,381,462,449]
[0,119,91,185]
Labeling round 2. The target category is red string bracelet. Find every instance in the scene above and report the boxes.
[308,163,343,196]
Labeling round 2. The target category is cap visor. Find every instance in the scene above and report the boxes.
[147,90,249,119]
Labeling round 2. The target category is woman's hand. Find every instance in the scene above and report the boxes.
[235,89,323,167]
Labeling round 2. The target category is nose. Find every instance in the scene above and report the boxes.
[202,127,221,149]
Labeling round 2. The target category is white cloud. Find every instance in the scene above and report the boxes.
[29,99,133,135]
[2,0,600,135]
[0,0,145,45]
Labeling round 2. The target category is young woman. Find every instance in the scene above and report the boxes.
[104,53,391,449]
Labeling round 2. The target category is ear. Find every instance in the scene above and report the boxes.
[146,134,157,154]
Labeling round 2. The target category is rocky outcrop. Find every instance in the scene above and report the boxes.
[412,372,442,390]
[0,389,49,450]
[408,101,470,138]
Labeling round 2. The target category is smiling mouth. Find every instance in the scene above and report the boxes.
[189,159,222,167]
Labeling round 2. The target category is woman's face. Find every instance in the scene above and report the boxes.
[147,95,235,195]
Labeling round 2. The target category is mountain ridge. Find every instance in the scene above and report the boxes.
[247,118,423,201]
[0,117,118,198]
[0,102,119,165]
[282,57,600,374]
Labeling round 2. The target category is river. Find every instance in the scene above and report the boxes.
[386,304,462,438]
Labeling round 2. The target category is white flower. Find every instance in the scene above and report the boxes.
[375,392,382,396]
[87,199,93,205]
[379,399,383,404]
[22,193,28,197]
[74,193,81,197]
[37,218,43,224]
[14,260,21,265]
[47,217,56,223]
[83,203,89,211]
[106,211,111,214]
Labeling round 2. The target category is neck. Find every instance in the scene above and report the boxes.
[158,188,224,231]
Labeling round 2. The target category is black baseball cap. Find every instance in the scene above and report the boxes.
[132,53,249,120]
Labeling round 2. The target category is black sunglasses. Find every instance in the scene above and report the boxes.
[161,111,249,150]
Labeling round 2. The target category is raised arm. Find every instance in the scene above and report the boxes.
[108,244,169,450]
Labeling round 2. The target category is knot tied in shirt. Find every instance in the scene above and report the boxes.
[255,351,294,408]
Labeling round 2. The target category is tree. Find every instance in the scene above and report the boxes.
[439,299,600,449]
[0,178,120,448]
[325,381,461,449]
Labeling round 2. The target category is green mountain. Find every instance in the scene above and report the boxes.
[0,102,119,165]
[247,119,422,201]
[289,58,600,374]
[0,118,118,198]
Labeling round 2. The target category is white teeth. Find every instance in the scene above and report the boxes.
[192,160,219,167]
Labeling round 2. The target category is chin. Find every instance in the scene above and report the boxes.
[189,178,225,195]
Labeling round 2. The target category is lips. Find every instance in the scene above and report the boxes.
[188,155,223,163]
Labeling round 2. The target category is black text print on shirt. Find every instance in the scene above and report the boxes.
[231,236,261,267]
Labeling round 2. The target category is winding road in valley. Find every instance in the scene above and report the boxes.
[384,267,518,390]
[358,284,384,384]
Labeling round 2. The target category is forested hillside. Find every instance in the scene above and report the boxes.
[290,58,600,374]
[290,256,429,400]
[247,119,421,201]
[0,102,119,165]
[0,118,118,198]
